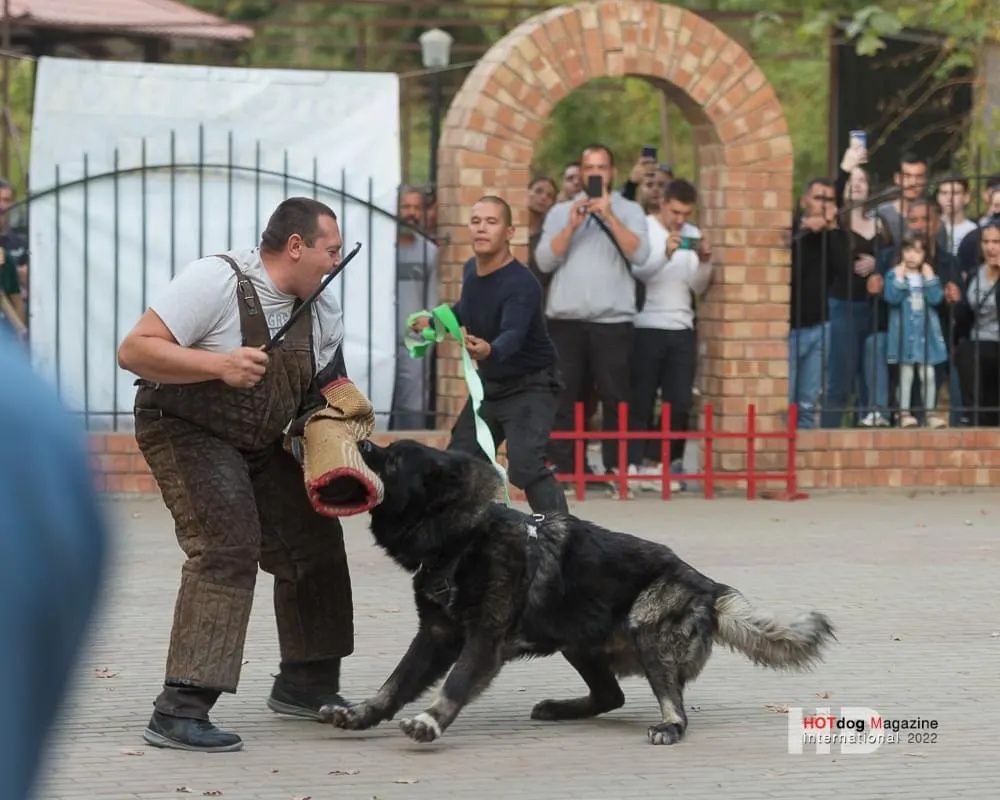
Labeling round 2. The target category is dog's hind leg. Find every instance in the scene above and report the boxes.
[530,648,624,721]
[631,623,689,745]
[630,597,714,746]
[323,610,462,731]
[398,634,503,743]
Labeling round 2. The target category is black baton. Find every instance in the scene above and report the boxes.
[264,241,363,352]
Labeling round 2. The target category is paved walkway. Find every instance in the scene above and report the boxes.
[37,490,1000,799]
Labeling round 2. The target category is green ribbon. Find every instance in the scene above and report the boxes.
[405,304,511,506]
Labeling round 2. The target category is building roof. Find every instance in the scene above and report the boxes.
[5,0,253,42]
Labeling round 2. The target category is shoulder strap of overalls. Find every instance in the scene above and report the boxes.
[214,253,270,348]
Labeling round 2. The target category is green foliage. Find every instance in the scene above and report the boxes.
[3,1,994,197]
[531,77,695,186]
[2,59,35,194]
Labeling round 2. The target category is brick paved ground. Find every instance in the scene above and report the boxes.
[36,490,1000,800]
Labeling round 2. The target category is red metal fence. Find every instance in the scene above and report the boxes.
[550,401,806,501]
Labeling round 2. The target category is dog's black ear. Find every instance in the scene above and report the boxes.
[420,451,475,506]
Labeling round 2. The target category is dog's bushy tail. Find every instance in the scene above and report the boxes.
[713,587,835,670]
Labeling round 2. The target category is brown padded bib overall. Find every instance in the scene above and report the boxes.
[134,255,353,695]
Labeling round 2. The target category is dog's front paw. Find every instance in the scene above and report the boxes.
[530,699,569,720]
[647,722,684,745]
[399,712,442,743]
[320,700,381,730]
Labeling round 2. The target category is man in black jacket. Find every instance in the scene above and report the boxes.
[411,196,567,513]
[789,178,846,428]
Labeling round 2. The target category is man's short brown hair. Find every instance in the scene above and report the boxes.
[260,197,337,252]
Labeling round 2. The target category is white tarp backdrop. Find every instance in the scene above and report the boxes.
[28,57,400,430]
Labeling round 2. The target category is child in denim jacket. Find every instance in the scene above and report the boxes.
[885,236,948,428]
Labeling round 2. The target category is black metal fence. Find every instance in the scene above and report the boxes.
[8,126,441,431]
[790,161,1000,430]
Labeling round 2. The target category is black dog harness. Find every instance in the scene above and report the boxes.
[416,513,546,608]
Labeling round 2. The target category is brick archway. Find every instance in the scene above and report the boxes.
[437,0,792,453]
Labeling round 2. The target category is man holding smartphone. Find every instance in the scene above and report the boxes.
[535,143,650,491]
[627,179,712,487]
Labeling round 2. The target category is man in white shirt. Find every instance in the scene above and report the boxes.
[936,177,977,257]
[117,197,356,752]
[627,179,713,487]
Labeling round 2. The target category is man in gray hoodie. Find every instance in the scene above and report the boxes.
[534,144,650,483]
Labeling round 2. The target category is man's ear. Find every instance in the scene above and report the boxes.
[287,233,304,260]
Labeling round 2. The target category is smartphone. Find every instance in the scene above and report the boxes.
[585,175,603,198]
[679,236,701,250]
[641,145,657,160]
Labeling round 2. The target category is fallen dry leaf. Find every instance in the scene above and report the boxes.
[176,789,193,795]
[242,659,250,665]
[764,703,789,713]
[329,769,360,776]
[94,668,119,678]
[121,749,145,756]
[291,796,312,800]
[815,691,831,699]
[903,752,928,758]
[203,792,223,797]
[393,779,419,784]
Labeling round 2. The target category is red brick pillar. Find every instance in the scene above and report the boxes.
[437,1,794,478]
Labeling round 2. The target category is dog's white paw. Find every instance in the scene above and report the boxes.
[647,722,684,745]
[321,701,378,730]
[399,712,442,743]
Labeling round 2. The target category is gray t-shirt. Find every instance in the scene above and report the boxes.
[968,265,1000,343]
[396,234,439,326]
[151,247,344,373]
[877,201,909,241]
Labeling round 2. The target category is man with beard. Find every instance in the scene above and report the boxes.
[410,196,567,513]
[117,197,356,752]
[391,186,439,429]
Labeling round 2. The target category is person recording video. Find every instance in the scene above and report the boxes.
[627,179,712,488]
[534,143,650,492]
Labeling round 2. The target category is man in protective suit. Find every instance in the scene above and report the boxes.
[118,197,356,752]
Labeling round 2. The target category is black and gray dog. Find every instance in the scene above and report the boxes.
[322,440,834,746]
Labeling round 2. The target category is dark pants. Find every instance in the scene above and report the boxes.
[956,339,1000,426]
[547,319,632,473]
[448,368,567,514]
[822,298,873,428]
[628,327,696,465]
[136,418,354,718]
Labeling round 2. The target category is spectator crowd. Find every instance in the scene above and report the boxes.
[790,143,1000,429]
[389,140,1000,495]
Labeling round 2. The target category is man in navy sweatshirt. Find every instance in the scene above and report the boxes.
[411,196,567,513]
